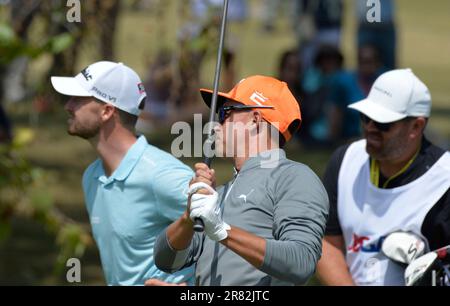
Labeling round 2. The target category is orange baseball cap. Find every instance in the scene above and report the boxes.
[200,75,302,142]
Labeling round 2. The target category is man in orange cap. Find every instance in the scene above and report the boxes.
[152,76,329,286]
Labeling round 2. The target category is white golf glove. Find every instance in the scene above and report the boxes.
[188,182,230,242]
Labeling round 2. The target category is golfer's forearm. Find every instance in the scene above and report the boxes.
[221,226,266,268]
[316,236,355,286]
[221,227,315,284]
[154,213,195,273]
[316,254,354,286]
[260,238,318,285]
[167,212,195,251]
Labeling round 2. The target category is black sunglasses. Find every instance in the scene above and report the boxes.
[218,105,274,124]
[360,114,413,132]
[360,114,393,132]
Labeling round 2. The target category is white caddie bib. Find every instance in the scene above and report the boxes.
[338,140,450,286]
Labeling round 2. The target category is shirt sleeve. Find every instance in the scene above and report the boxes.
[152,160,194,222]
[260,164,329,285]
[322,144,349,236]
[154,229,204,274]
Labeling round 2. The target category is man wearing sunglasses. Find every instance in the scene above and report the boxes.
[153,75,329,285]
[316,69,450,286]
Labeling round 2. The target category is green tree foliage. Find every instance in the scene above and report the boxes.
[0,22,74,65]
[0,123,92,274]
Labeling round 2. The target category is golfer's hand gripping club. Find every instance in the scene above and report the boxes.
[193,216,206,232]
[192,165,209,232]
[192,161,215,232]
[189,182,230,241]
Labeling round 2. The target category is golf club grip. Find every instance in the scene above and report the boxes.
[193,218,205,232]
[204,156,212,167]
[192,157,213,232]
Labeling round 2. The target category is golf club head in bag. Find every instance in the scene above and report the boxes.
[434,245,450,286]
[382,231,426,265]
[405,245,450,286]
[405,252,438,286]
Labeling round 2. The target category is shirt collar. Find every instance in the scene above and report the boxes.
[96,135,148,184]
[238,149,286,174]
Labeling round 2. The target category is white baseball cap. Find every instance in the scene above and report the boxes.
[51,61,146,116]
[348,69,431,123]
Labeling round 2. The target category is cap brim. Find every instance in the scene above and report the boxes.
[348,99,407,123]
[200,89,235,112]
[51,77,91,97]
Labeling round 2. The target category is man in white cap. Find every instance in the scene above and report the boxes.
[51,61,194,285]
[316,69,450,286]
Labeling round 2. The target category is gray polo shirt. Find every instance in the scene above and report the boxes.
[154,149,329,286]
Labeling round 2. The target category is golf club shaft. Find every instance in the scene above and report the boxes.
[193,0,229,233]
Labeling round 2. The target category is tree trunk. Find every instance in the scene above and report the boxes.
[95,0,122,61]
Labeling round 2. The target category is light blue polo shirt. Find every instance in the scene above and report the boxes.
[82,135,195,285]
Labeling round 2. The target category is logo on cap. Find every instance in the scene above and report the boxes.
[373,86,393,98]
[138,83,146,94]
[250,91,269,106]
[92,87,117,103]
[81,67,93,81]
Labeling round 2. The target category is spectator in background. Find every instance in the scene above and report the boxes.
[300,45,364,146]
[143,52,172,118]
[299,46,336,145]
[355,44,385,96]
[136,51,172,132]
[326,45,384,143]
[356,0,397,70]
[297,0,344,70]
[278,49,304,103]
